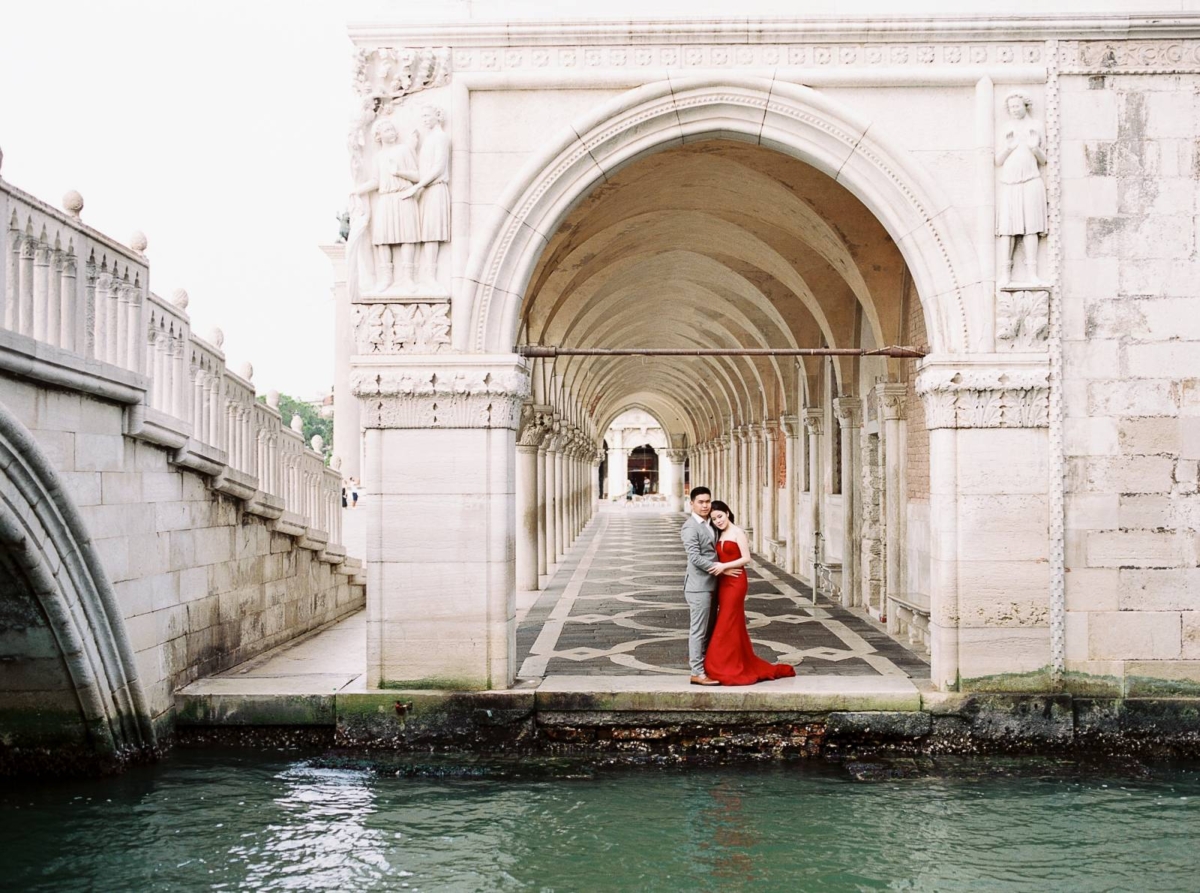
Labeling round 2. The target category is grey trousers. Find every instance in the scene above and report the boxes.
[685,588,717,676]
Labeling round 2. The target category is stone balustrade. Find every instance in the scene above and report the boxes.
[0,178,346,562]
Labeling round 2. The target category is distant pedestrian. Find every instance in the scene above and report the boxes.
[643,475,651,495]
[351,478,360,508]
[341,484,348,509]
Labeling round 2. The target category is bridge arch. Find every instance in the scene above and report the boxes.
[0,403,155,771]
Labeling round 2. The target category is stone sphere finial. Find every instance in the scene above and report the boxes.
[235,360,253,381]
[171,288,189,310]
[129,231,148,254]
[206,327,224,349]
[63,190,84,219]
[311,434,325,453]
[290,414,304,434]
[266,389,280,410]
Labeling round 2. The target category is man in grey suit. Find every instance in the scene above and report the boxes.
[681,486,740,685]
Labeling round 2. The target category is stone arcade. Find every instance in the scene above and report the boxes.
[326,13,1200,697]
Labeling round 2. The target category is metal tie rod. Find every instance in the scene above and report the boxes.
[518,345,928,359]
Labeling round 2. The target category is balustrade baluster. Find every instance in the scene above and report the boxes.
[3,215,18,329]
[47,246,62,348]
[171,338,187,419]
[127,291,143,376]
[59,246,76,351]
[18,225,35,336]
[105,276,119,364]
[32,234,49,342]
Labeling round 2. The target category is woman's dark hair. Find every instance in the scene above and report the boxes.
[710,500,734,525]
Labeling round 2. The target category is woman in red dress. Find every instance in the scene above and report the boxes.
[703,500,797,685]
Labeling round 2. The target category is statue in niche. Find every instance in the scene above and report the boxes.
[399,105,450,293]
[354,118,421,293]
[996,91,1048,286]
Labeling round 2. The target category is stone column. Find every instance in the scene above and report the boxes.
[607,441,628,504]
[804,408,824,584]
[746,425,763,550]
[321,244,362,481]
[917,358,1052,692]
[554,433,566,561]
[833,397,863,608]
[715,436,728,505]
[352,355,529,690]
[762,420,779,546]
[877,383,908,634]
[543,424,560,573]
[516,408,548,593]
[590,453,601,515]
[537,434,549,576]
[780,415,801,574]
[731,429,745,521]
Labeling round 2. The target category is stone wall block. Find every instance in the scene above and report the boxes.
[1182,613,1200,660]
[1064,417,1118,456]
[60,471,102,507]
[1089,611,1181,660]
[1065,568,1119,612]
[1080,455,1174,493]
[100,472,143,505]
[1117,494,1172,529]
[74,433,125,472]
[1119,568,1200,612]
[1087,380,1177,418]
[1128,343,1200,379]
[1086,530,1189,568]
[1118,417,1181,456]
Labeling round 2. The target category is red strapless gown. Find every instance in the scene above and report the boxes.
[704,540,797,685]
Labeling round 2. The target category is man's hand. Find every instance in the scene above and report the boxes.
[706,562,725,575]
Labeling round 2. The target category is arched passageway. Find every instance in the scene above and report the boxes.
[0,405,156,773]
[364,77,1049,694]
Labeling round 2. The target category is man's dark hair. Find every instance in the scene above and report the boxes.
[689,486,711,501]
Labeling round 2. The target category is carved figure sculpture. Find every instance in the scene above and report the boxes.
[355,118,421,293]
[400,106,450,291]
[996,91,1048,286]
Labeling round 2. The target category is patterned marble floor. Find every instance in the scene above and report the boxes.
[517,508,930,679]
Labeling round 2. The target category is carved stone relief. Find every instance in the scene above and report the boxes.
[349,365,529,430]
[346,47,451,303]
[996,91,1048,287]
[996,288,1050,350]
[351,302,451,355]
[916,365,1050,429]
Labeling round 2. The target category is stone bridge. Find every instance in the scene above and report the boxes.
[0,180,363,772]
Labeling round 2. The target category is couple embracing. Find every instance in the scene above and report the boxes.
[681,487,797,686]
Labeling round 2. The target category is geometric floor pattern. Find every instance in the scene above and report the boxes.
[517,508,930,679]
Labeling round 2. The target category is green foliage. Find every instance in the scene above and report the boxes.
[258,393,333,463]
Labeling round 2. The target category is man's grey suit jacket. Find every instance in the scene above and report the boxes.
[681,515,719,593]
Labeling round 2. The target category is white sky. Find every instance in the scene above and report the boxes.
[1,0,1189,399]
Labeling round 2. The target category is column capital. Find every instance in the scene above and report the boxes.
[803,408,824,436]
[915,357,1050,430]
[833,396,863,429]
[350,355,529,430]
[745,425,763,443]
[664,449,687,464]
[762,418,780,432]
[517,404,550,449]
[875,382,908,422]
[779,414,800,438]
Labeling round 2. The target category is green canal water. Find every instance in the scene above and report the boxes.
[3,751,1199,892]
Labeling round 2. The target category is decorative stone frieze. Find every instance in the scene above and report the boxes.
[352,46,451,104]
[350,359,529,429]
[916,360,1050,429]
[1063,39,1200,72]
[351,301,451,354]
[996,288,1050,351]
[449,42,1045,73]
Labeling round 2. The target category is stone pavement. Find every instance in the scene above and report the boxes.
[181,507,928,705]
[517,507,929,680]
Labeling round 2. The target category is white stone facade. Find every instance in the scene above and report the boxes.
[332,12,1200,694]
